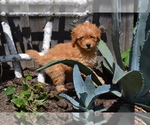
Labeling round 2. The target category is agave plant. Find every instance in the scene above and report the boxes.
[97,0,150,109]
[59,65,112,111]
[37,59,102,86]
[38,59,116,111]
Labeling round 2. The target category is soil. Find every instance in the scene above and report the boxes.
[0,66,147,113]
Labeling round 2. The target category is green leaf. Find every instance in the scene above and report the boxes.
[111,12,124,70]
[37,59,102,85]
[28,91,34,101]
[113,64,144,102]
[121,49,130,67]
[3,86,16,96]
[73,65,111,109]
[88,84,111,109]
[112,64,128,84]
[19,91,30,97]
[130,13,149,71]
[59,93,88,112]
[82,75,96,108]
[36,93,47,100]
[22,83,28,91]
[53,94,60,98]
[113,65,143,103]
[11,98,28,107]
[73,65,87,105]
[25,76,32,81]
[121,49,131,59]
[97,40,115,72]
[70,23,77,27]
[139,28,150,96]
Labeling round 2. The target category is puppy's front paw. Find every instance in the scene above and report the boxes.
[98,76,105,84]
[56,85,68,93]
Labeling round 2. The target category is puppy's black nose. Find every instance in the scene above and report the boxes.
[86,44,91,48]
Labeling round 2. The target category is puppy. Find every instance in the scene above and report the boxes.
[26,22,103,93]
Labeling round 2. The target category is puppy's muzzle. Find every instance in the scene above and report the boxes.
[86,44,91,49]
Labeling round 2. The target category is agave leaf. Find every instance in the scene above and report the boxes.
[139,25,150,96]
[97,40,115,72]
[81,75,96,108]
[73,65,111,110]
[129,13,149,71]
[84,75,95,96]
[111,90,122,97]
[118,106,132,112]
[137,96,150,103]
[59,93,88,112]
[112,64,127,84]
[111,10,124,70]
[118,73,143,103]
[130,1,149,71]
[87,84,111,109]
[37,59,102,85]
[113,64,144,103]
[73,65,87,106]
[73,65,96,109]
[136,103,150,111]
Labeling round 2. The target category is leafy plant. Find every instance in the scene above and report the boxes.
[97,0,150,110]
[4,76,48,112]
[59,65,113,111]
[121,48,130,68]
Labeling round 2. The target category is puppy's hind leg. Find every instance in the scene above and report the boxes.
[44,64,68,93]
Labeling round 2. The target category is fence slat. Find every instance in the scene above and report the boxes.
[1,18,22,78]
[37,21,53,83]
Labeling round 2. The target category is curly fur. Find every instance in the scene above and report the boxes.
[26,22,104,93]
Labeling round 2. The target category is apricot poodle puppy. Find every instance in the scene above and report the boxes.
[26,22,103,93]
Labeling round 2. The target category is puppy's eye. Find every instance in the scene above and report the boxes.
[76,37,84,41]
[89,35,96,39]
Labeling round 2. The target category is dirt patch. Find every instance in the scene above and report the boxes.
[0,67,146,113]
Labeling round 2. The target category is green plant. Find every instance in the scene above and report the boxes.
[59,65,112,111]
[97,2,150,110]
[37,59,103,86]
[4,76,48,112]
[121,48,130,68]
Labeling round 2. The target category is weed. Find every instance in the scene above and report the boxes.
[4,76,48,112]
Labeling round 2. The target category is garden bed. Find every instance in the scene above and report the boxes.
[0,67,146,113]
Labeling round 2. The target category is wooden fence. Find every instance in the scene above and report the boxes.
[0,0,134,80]
[0,13,134,65]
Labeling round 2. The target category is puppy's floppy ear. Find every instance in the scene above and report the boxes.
[71,30,77,47]
[96,29,101,42]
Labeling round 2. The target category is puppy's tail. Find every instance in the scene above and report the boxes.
[26,50,46,66]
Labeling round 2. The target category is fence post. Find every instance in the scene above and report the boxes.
[1,18,22,78]
[37,20,53,83]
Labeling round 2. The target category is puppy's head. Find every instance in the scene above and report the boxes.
[71,22,101,51]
